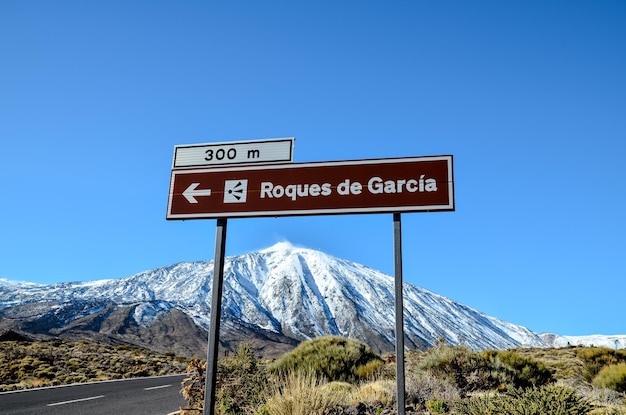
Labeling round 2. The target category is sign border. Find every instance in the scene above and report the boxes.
[167,155,454,219]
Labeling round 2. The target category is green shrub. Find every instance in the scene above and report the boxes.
[267,336,383,384]
[418,346,554,394]
[577,348,626,382]
[593,363,626,393]
[181,344,268,415]
[354,358,386,380]
[216,344,268,415]
[426,399,449,413]
[418,346,505,392]
[492,350,553,388]
[454,385,591,415]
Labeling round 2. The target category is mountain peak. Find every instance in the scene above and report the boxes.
[260,241,299,253]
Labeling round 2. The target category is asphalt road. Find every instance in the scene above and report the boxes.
[0,374,189,415]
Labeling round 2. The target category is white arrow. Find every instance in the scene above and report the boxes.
[183,183,212,204]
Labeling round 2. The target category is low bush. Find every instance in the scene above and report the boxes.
[216,343,269,415]
[181,344,269,415]
[405,369,461,410]
[346,379,395,407]
[454,385,592,415]
[426,399,449,414]
[268,336,383,384]
[577,348,626,382]
[417,345,554,394]
[490,350,553,388]
[354,358,386,380]
[593,363,626,393]
[419,345,501,392]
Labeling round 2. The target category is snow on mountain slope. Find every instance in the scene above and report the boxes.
[541,333,626,349]
[1,242,622,351]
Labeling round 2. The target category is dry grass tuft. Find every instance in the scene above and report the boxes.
[263,370,341,415]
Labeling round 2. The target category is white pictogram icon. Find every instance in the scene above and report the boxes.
[223,180,248,203]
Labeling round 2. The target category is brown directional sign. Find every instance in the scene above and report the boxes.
[166,155,454,219]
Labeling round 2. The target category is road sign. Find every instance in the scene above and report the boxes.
[167,156,453,219]
[172,137,294,168]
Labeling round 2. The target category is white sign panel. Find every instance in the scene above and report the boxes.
[173,137,294,168]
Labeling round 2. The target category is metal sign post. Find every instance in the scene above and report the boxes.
[204,218,227,415]
[393,213,406,415]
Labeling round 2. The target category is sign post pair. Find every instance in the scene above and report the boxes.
[167,137,454,415]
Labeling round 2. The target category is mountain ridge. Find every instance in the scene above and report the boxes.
[1,242,624,356]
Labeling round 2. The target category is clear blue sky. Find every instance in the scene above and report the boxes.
[1,1,624,337]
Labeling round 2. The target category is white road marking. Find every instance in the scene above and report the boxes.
[47,395,105,406]
[144,384,172,391]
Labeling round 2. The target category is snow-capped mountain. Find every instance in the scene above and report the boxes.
[0,242,622,356]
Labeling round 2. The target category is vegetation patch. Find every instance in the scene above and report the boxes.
[267,335,384,383]
[4,335,626,415]
[593,363,626,393]
[0,338,189,391]
[454,385,592,415]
